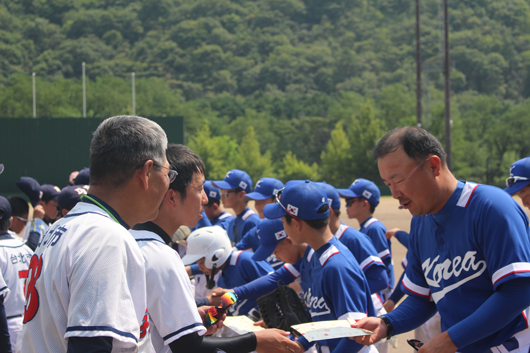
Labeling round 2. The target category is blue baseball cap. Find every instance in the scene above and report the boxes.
[0,196,11,221]
[505,157,530,195]
[74,167,90,186]
[264,180,330,220]
[337,178,381,207]
[16,177,41,207]
[204,181,221,200]
[58,185,88,211]
[252,219,287,261]
[317,182,341,210]
[246,178,284,201]
[212,169,253,193]
[40,184,61,202]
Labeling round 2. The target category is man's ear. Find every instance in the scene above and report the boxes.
[137,160,153,190]
[428,155,443,177]
[293,217,303,232]
[165,188,178,209]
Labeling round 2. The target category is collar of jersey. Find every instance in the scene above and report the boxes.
[312,235,339,264]
[236,207,252,220]
[430,180,465,226]
[132,221,171,245]
[0,232,10,240]
[360,217,373,228]
[80,194,130,229]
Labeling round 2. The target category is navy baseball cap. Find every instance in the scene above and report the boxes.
[505,157,530,195]
[40,184,61,202]
[58,185,88,211]
[16,177,41,207]
[74,167,90,185]
[317,182,341,210]
[246,178,284,201]
[204,181,221,200]
[264,180,330,220]
[337,178,381,207]
[212,169,253,193]
[0,196,11,221]
[252,219,287,261]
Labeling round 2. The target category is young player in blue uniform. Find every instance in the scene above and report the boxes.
[338,179,395,300]
[235,177,285,269]
[213,170,260,244]
[202,181,234,230]
[505,157,530,210]
[183,227,274,317]
[265,181,377,353]
[354,127,530,353]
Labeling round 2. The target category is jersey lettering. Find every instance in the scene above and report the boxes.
[38,225,67,249]
[19,269,29,294]
[23,254,43,323]
[303,288,331,316]
[139,309,150,338]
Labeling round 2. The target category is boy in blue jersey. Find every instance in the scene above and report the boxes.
[202,181,234,231]
[265,180,377,353]
[213,170,260,244]
[354,127,530,353]
[338,179,395,301]
[505,157,530,210]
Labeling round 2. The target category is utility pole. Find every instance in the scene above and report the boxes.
[416,0,422,128]
[444,0,452,170]
[32,73,36,118]
[132,72,136,116]
[82,62,86,118]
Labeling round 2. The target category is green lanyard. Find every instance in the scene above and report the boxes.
[81,194,120,224]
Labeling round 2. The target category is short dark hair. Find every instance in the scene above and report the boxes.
[8,196,29,217]
[369,203,376,214]
[167,144,205,199]
[372,127,447,166]
[90,116,168,188]
[332,209,341,218]
[285,204,330,230]
[0,218,10,232]
[206,199,220,207]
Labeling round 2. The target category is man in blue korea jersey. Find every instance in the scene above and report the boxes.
[264,180,377,353]
[213,170,260,244]
[354,126,530,353]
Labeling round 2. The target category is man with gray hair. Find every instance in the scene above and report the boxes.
[20,116,174,353]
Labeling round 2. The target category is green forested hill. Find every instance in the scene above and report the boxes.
[2,0,530,187]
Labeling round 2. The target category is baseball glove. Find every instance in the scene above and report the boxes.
[256,285,311,333]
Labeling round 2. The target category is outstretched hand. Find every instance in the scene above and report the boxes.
[351,317,387,345]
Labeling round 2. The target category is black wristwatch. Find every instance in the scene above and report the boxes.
[379,316,394,340]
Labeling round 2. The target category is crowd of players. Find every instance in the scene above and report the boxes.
[0,115,530,352]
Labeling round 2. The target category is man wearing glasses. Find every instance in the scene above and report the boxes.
[20,116,173,353]
[354,127,530,353]
[505,157,530,210]
[213,169,260,244]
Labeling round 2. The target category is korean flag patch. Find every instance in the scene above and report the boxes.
[287,204,299,216]
[275,230,287,241]
[327,198,333,207]
[239,181,248,190]
[363,190,372,199]
[209,191,217,198]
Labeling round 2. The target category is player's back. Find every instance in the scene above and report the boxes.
[20,202,148,353]
[0,235,33,318]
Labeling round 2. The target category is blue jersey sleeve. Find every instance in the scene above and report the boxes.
[233,264,299,300]
[235,226,259,251]
[401,219,432,301]
[189,263,202,276]
[363,265,389,294]
[394,230,410,249]
[214,216,233,231]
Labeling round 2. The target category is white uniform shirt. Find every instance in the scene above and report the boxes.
[0,234,33,318]
[131,226,206,353]
[22,218,48,241]
[20,201,151,353]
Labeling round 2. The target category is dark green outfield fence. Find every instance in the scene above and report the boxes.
[0,117,184,195]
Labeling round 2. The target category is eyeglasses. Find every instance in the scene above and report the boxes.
[506,176,530,188]
[153,162,178,183]
[386,157,431,188]
[16,216,28,224]
[220,190,238,198]
[345,198,362,207]
[274,188,301,220]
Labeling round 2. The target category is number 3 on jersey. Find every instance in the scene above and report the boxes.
[23,254,43,323]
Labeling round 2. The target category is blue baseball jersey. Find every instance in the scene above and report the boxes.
[301,236,375,352]
[403,181,530,352]
[235,225,284,270]
[209,211,233,231]
[336,223,385,274]
[360,216,394,289]
[217,250,273,316]
[227,208,260,244]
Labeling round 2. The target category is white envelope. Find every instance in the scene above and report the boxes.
[291,318,373,342]
[223,316,266,335]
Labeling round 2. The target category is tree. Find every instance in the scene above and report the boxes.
[320,121,352,187]
[236,126,275,182]
[277,151,319,182]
